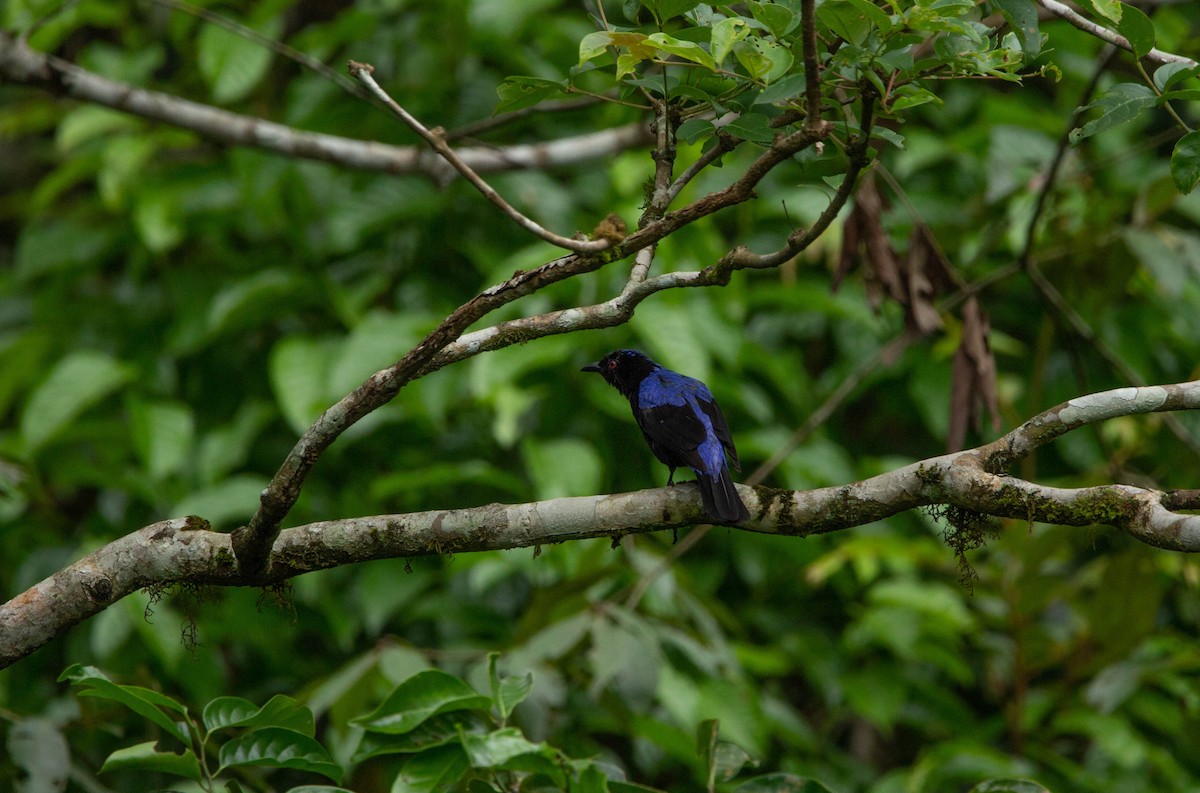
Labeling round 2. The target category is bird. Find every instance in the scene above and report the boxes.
[582,349,750,523]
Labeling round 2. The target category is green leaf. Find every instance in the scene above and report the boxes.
[734,775,837,793]
[7,717,69,793]
[21,351,132,454]
[817,0,872,45]
[99,741,202,781]
[752,73,809,106]
[521,437,602,499]
[1068,82,1156,143]
[1076,0,1122,23]
[132,191,184,254]
[648,0,703,24]
[204,694,316,736]
[207,269,306,342]
[197,17,281,103]
[711,17,748,65]
[720,112,775,145]
[460,727,548,768]
[218,727,342,783]
[647,32,717,71]
[353,712,490,761]
[841,0,893,35]
[15,219,119,280]
[1114,3,1154,59]
[390,745,470,793]
[1152,62,1200,92]
[678,117,716,144]
[1170,130,1200,194]
[1159,88,1200,103]
[353,670,491,735]
[171,474,269,529]
[733,38,793,84]
[286,787,357,793]
[496,76,567,113]
[490,661,533,723]
[60,665,191,745]
[57,105,141,152]
[269,335,337,434]
[890,85,943,111]
[580,30,615,63]
[991,0,1040,59]
[750,2,796,38]
[128,399,195,480]
[968,780,1052,793]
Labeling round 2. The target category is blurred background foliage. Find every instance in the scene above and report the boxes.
[2,0,1200,791]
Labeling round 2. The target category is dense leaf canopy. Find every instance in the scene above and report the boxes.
[2,0,1200,791]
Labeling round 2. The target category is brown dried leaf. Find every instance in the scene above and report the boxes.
[947,297,1001,452]
[834,175,899,313]
[904,225,953,334]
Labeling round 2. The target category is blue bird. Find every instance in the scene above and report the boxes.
[582,349,750,523]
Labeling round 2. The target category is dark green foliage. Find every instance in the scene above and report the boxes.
[3,1,1200,792]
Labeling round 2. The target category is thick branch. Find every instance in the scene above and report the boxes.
[0,31,651,182]
[5,381,1200,670]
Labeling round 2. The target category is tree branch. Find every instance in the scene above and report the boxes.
[1036,0,1199,67]
[348,61,616,253]
[801,0,823,131]
[0,31,652,183]
[233,107,837,573]
[5,381,1199,670]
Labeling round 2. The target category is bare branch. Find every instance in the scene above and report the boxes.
[5,381,1200,670]
[0,31,651,182]
[1036,0,1199,67]
[348,61,615,253]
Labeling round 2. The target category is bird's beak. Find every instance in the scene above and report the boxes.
[581,362,601,373]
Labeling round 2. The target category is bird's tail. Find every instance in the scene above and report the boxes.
[696,468,750,523]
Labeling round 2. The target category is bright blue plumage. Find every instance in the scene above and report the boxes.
[582,350,750,523]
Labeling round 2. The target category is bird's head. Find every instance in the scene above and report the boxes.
[581,349,657,398]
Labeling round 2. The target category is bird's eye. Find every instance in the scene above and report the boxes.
[607,360,617,369]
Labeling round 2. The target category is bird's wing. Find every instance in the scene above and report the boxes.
[636,372,710,468]
[695,395,741,471]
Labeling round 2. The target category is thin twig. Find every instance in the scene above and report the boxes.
[348,61,617,254]
[800,0,824,130]
[1036,0,1198,67]
[667,131,739,204]
[444,96,606,140]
